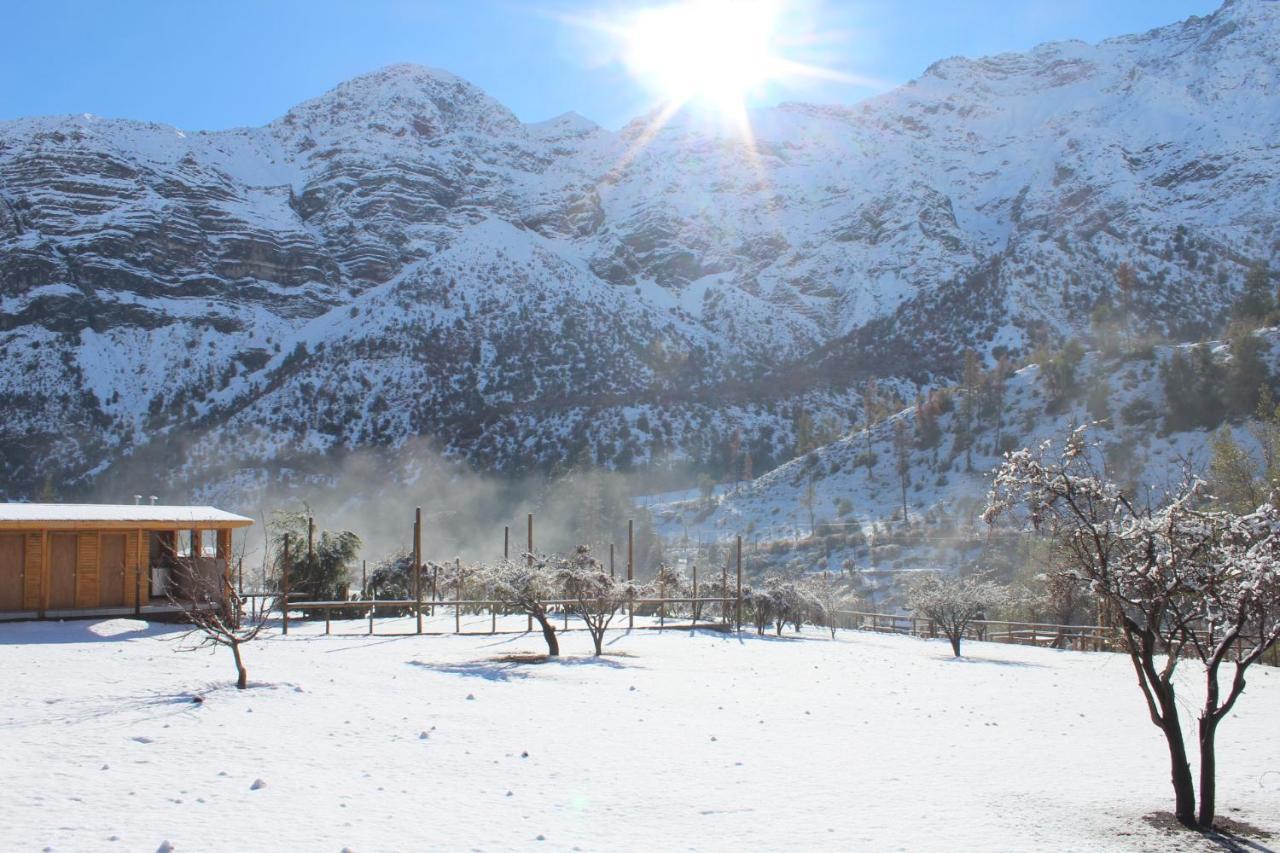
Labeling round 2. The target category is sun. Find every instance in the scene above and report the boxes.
[620,0,785,117]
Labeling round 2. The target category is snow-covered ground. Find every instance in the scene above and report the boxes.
[2,616,1277,851]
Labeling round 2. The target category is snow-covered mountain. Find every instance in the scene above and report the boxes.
[2,0,1278,499]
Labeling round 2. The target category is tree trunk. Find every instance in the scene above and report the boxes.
[230,640,248,690]
[1197,717,1219,828]
[533,613,559,657]
[948,632,961,657]
[591,627,604,656]
[1159,708,1197,827]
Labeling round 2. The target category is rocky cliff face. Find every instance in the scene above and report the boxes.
[1,1,1278,500]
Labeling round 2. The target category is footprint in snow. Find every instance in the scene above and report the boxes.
[132,736,154,744]
[250,779,267,791]
[156,842,174,853]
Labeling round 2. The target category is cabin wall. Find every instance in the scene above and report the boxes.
[0,522,244,613]
[24,532,41,610]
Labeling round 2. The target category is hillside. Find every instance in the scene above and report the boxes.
[2,1,1279,499]
[648,329,1280,601]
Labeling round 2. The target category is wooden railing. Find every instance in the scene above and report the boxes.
[834,610,1122,652]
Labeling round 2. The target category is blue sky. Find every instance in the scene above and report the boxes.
[0,0,1221,130]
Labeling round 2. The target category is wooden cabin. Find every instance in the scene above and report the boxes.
[0,503,253,619]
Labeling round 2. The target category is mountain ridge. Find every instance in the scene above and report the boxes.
[1,0,1277,503]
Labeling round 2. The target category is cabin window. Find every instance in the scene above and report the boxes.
[201,530,218,557]
[177,530,194,557]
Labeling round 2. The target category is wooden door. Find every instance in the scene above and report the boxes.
[99,533,126,607]
[49,534,77,610]
[0,534,23,611]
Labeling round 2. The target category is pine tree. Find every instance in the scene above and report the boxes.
[1223,328,1270,418]
[893,419,911,522]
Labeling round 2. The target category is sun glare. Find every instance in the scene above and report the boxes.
[621,0,784,116]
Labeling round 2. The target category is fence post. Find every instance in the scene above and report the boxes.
[282,538,290,636]
[723,551,729,625]
[414,507,422,635]
[527,514,534,633]
[610,543,615,579]
[627,519,634,630]
[369,580,376,636]
[735,535,742,633]
[691,562,698,628]
[456,557,462,634]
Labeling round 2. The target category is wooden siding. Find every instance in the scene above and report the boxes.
[99,533,126,607]
[0,534,22,611]
[24,532,41,610]
[75,532,98,608]
[48,534,77,609]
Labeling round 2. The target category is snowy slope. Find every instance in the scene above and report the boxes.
[651,329,1280,583]
[2,1,1280,497]
[2,616,1277,851]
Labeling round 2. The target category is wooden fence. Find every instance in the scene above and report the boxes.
[834,610,1122,652]
[241,593,1278,665]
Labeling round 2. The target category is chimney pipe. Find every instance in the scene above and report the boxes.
[149,495,158,506]
[134,495,142,505]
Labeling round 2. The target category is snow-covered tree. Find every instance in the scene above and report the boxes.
[907,572,1005,658]
[652,562,689,621]
[746,575,822,636]
[553,545,637,655]
[985,427,1280,828]
[804,571,856,639]
[480,558,562,656]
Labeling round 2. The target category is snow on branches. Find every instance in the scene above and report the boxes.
[478,557,563,656]
[907,573,1005,658]
[552,545,639,656]
[985,426,1280,828]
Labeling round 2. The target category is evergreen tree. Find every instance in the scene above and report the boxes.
[1232,261,1274,324]
[1223,328,1270,418]
[1209,429,1263,514]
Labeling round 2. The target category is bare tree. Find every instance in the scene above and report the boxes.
[481,558,561,656]
[554,545,637,655]
[986,428,1280,828]
[173,574,278,690]
[907,572,1005,657]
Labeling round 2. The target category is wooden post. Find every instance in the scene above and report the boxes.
[455,557,462,634]
[134,539,142,617]
[325,608,331,636]
[307,516,314,563]
[609,543,615,579]
[282,538,290,636]
[722,551,728,625]
[414,507,422,635]
[659,572,665,630]
[627,519,634,630]
[432,563,439,616]
[691,562,698,628]
[369,573,376,636]
[527,514,534,632]
[735,535,742,633]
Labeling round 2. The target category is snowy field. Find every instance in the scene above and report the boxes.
[2,615,1278,852]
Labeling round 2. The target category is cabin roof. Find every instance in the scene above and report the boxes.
[0,503,254,530]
